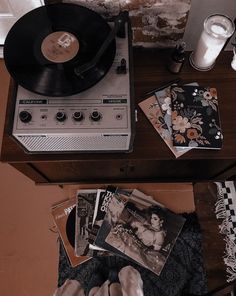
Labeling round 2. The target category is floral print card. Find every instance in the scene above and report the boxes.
[155,83,198,134]
[139,95,191,158]
[155,86,173,133]
[171,85,223,149]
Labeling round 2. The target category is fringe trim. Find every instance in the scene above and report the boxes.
[215,199,227,219]
[214,182,236,282]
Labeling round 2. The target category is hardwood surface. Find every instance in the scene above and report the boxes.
[1,49,236,183]
[194,183,227,292]
[193,182,236,295]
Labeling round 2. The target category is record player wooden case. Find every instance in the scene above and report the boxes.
[1,49,236,184]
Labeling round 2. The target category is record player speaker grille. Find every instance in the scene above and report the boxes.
[16,134,130,152]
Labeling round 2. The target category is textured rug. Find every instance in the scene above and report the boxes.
[215,181,236,282]
[57,213,207,296]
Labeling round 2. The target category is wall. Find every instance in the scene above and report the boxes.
[64,0,236,49]
[183,0,236,51]
[1,1,236,51]
[64,0,191,47]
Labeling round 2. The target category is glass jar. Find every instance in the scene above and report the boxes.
[189,14,235,71]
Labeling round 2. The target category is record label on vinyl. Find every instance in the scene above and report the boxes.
[41,31,79,63]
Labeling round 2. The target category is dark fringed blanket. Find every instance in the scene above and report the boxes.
[57,213,208,296]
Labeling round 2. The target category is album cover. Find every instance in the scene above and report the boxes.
[171,85,223,149]
[74,189,98,257]
[89,186,130,251]
[94,188,165,261]
[88,187,114,249]
[88,189,106,248]
[51,198,90,267]
[94,192,132,259]
[139,95,191,158]
[88,189,107,252]
[129,188,164,208]
[105,200,186,275]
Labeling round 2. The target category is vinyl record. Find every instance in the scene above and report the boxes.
[4,3,116,96]
[66,206,75,248]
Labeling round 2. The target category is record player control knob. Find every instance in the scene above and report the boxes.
[116,58,127,74]
[90,111,102,122]
[73,111,84,122]
[19,111,32,123]
[56,111,67,122]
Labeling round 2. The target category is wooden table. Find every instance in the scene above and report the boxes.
[1,49,236,184]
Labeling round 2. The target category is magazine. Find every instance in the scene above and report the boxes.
[105,199,186,275]
[51,198,90,267]
[74,189,97,257]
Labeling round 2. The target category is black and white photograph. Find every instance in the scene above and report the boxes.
[90,186,130,244]
[105,199,186,275]
[94,189,133,259]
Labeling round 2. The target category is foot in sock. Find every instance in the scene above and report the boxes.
[86,271,106,296]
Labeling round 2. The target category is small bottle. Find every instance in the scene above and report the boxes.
[168,41,186,74]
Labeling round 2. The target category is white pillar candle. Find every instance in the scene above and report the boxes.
[190,14,235,71]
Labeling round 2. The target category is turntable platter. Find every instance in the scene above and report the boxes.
[4,3,116,96]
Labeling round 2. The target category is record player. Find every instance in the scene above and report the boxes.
[4,3,135,153]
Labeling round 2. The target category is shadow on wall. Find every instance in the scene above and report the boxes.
[64,0,191,47]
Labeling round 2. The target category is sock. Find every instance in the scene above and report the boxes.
[86,271,105,296]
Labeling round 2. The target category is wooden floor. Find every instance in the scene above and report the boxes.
[0,59,65,296]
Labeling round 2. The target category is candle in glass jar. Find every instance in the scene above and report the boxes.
[190,14,235,71]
